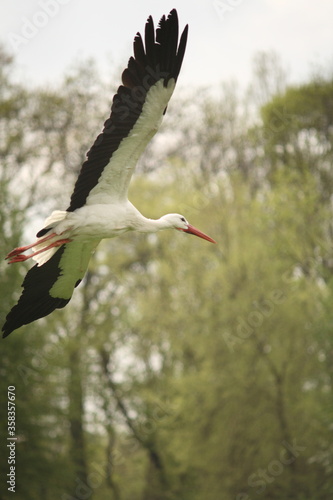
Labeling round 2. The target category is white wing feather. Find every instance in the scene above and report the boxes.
[49,240,100,300]
[85,79,176,205]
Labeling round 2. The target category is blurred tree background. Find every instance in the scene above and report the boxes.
[1,45,333,500]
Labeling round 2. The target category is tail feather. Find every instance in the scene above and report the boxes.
[36,210,67,237]
[34,211,69,264]
[32,242,60,266]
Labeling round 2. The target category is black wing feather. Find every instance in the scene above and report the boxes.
[67,9,188,212]
[174,23,188,79]
[2,246,77,338]
[133,32,146,68]
[144,15,156,65]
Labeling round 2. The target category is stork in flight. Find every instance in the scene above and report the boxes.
[2,9,216,338]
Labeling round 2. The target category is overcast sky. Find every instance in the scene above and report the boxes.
[1,0,333,90]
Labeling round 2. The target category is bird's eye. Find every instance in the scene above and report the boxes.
[180,217,186,223]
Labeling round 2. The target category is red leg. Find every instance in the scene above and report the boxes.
[7,238,72,264]
[5,232,58,260]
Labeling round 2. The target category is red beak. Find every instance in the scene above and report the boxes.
[178,224,216,244]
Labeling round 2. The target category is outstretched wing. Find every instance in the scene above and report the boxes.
[2,240,99,338]
[2,10,188,337]
[67,9,188,211]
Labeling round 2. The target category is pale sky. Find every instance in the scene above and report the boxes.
[1,0,333,90]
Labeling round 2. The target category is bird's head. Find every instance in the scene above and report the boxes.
[161,213,216,243]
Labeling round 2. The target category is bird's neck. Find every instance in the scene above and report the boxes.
[134,214,169,233]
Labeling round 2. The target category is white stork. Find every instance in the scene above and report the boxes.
[2,9,216,338]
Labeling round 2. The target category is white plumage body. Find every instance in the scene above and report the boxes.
[32,202,183,266]
[47,203,142,239]
[32,203,139,266]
